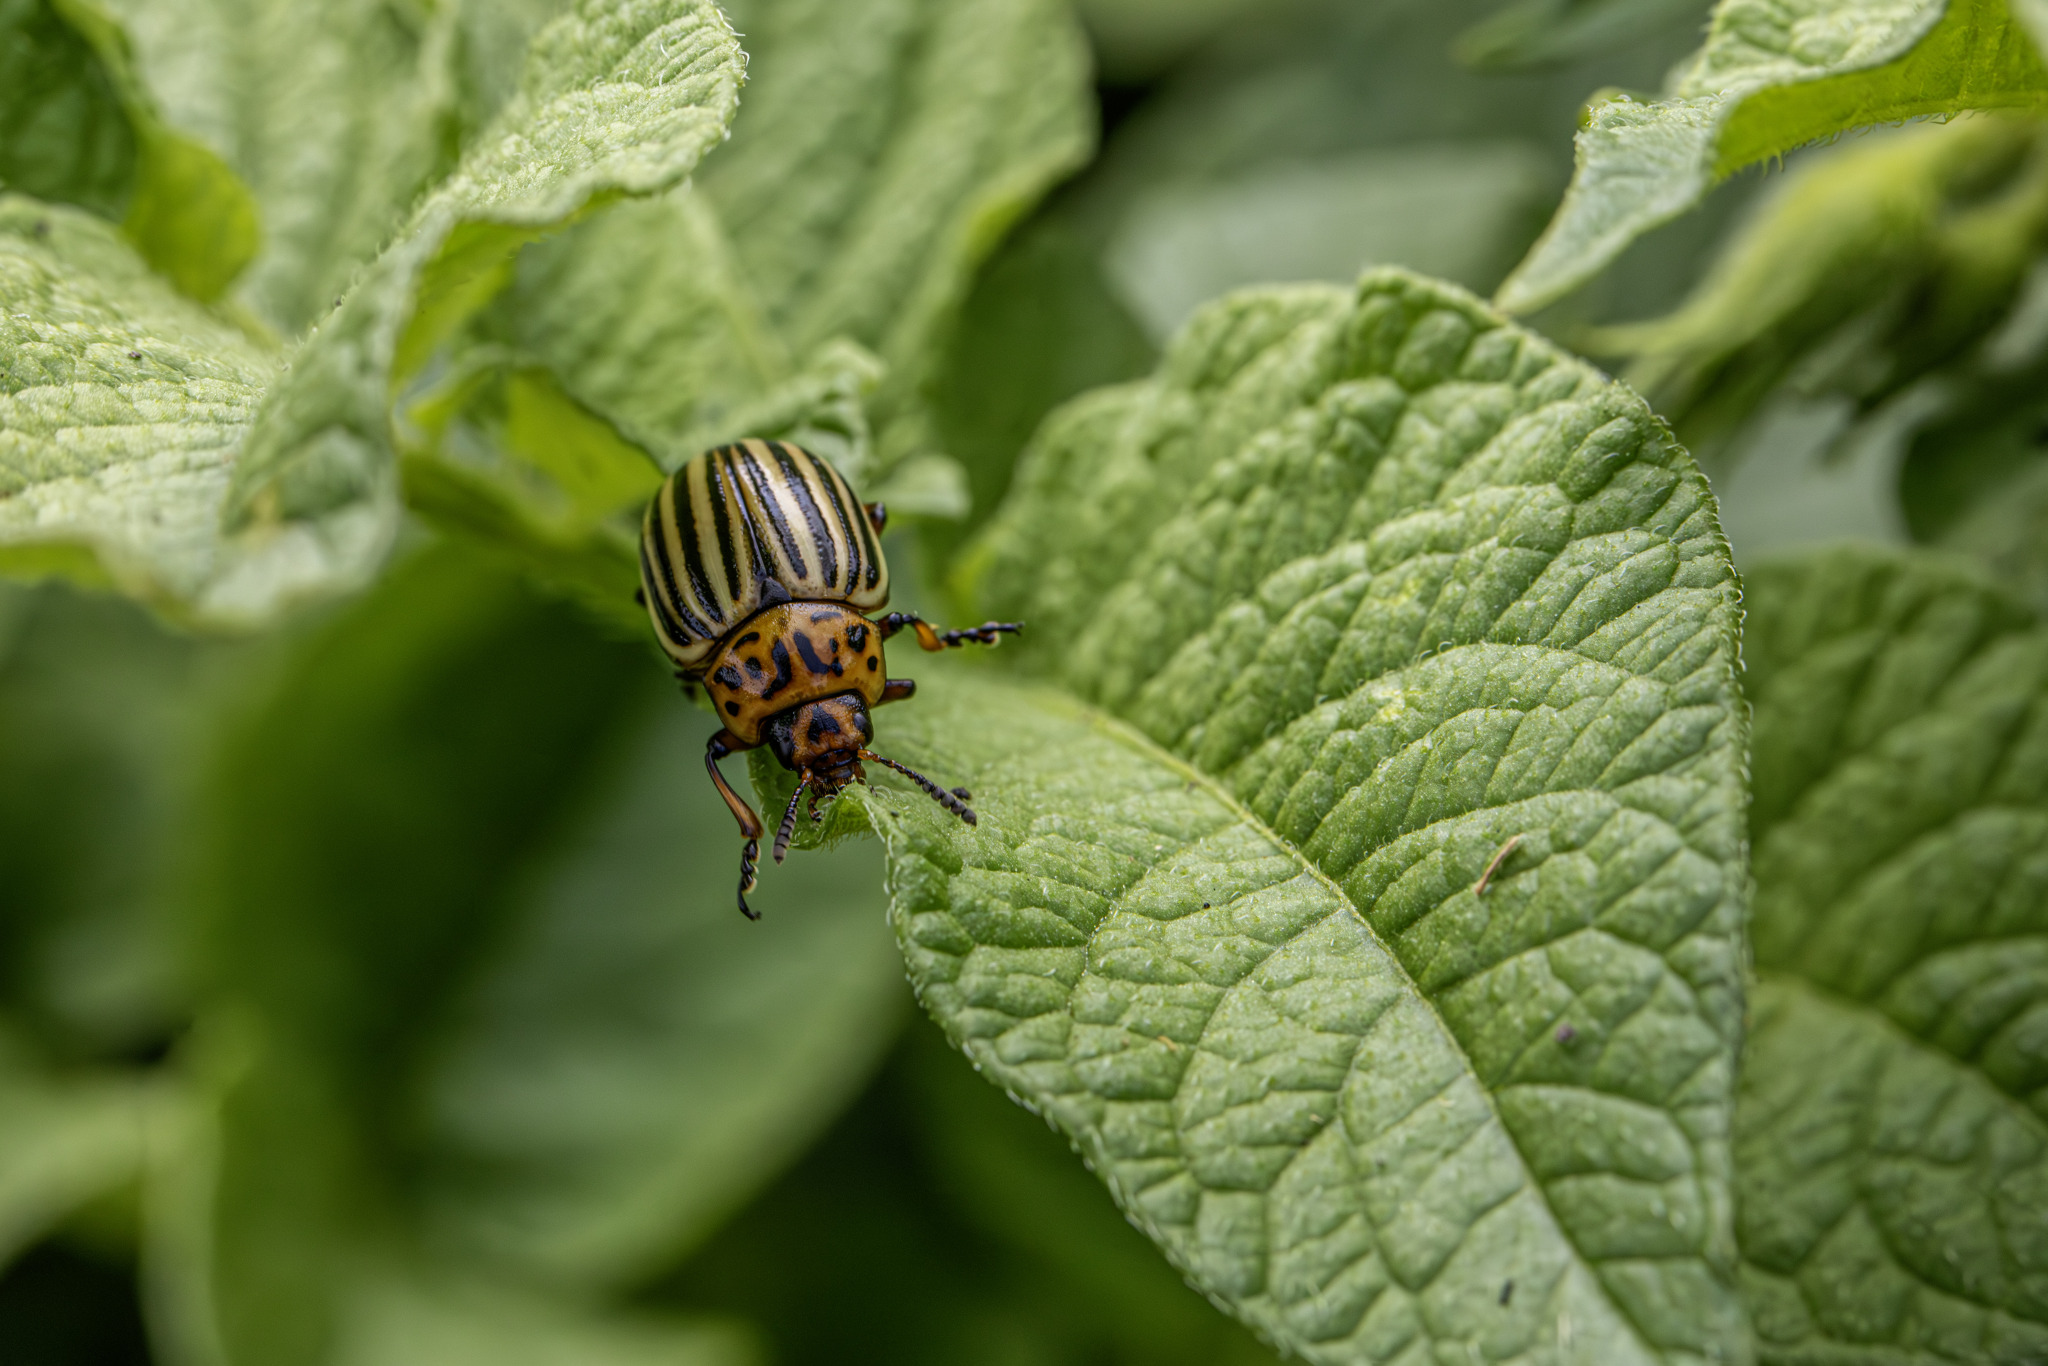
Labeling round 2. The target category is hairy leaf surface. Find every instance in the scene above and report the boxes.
[100,0,466,336]
[852,271,1749,1363]
[0,197,272,611]
[1497,0,2048,313]
[0,0,743,625]
[501,0,1093,467]
[1739,544,2048,1364]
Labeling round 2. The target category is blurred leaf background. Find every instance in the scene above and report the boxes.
[5,0,2048,1361]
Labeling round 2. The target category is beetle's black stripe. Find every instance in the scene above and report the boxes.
[734,442,810,582]
[792,630,843,677]
[725,448,776,599]
[794,441,862,594]
[668,472,722,628]
[814,448,883,593]
[638,529,704,646]
[650,489,716,641]
[766,440,839,589]
[705,450,749,610]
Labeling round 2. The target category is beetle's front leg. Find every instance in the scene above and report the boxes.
[875,612,1022,653]
[706,728,765,920]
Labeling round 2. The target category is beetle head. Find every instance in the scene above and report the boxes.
[765,693,872,793]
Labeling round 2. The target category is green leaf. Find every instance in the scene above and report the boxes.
[0,197,275,617]
[0,580,221,1052]
[48,0,262,302]
[0,0,136,220]
[1590,117,2048,458]
[901,1023,1282,1363]
[1899,372,2048,615]
[503,0,1093,473]
[99,0,464,336]
[0,1044,153,1269]
[1496,0,2048,314]
[216,0,743,620]
[414,701,903,1289]
[0,0,260,302]
[1738,543,2048,1363]
[0,0,744,625]
[168,542,899,1362]
[852,271,1750,1362]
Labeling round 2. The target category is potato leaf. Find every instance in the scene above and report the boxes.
[846,271,1750,1363]
[1739,543,2048,1363]
[0,0,744,626]
[1497,0,2048,314]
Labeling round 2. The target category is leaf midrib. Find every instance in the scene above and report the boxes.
[1034,683,1679,1360]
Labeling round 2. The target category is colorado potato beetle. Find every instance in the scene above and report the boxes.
[637,439,1018,918]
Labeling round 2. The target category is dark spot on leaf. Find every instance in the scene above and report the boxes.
[1201,902,1211,910]
[127,351,141,360]
[33,220,49,236]
[1555,1024,1577,1044]
[1499,1280,1513,1306]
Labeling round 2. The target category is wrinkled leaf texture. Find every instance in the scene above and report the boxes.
[0,0,743,627]
[848,270,1750,1365]
[498,0,1093,467]
[1740,544,2048,1364]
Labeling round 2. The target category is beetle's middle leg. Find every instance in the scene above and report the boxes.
[875,612,1022,653]
[706,728,765,920]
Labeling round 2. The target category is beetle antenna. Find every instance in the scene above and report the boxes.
[774,776,810,863]
[860,750,976,825]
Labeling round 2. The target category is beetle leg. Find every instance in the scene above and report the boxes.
[706,729,765,920]
[860,749,977,826]
[874,612,1023,653]
[864,501,888,535]
[773,775,811,864]
[878,677,917,706]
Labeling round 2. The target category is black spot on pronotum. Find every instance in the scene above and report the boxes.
[725,703,740,716]
[793,631,844,677]
[866,656,877,670]
[762,639,795,698]
[713,665,744,690]
[744,656,764,676]
[736,631,760,646]
[846,622,868,651]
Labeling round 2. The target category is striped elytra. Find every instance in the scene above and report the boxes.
[637,438,1022,921]
[639,439,891,673]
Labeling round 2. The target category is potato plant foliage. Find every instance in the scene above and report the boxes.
[0,0,2045,1365]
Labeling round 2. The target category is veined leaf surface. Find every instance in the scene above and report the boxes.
[0,0,743,626]
[848,271,1751,1364]
[1739,544,2048,1364]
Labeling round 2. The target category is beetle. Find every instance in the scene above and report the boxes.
[637,438,1019,918]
